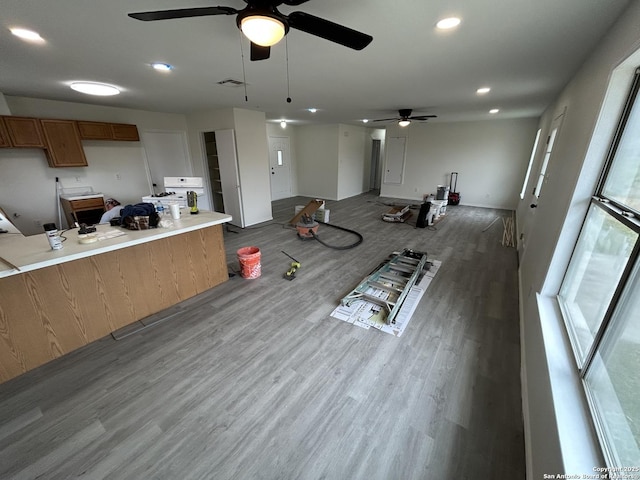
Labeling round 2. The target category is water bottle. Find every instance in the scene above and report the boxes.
[43,223,63,250]
[156,201,165,216]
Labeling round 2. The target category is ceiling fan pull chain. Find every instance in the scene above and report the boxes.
[286,36,292,103]
[238,31,249,102]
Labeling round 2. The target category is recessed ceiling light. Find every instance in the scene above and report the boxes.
[362,119,369,124]
[10,27,44,43]
[307,108,317,113]
[489,108,500,114]
[151,63,173,72]
[436,17,461,30]
[477,87,491,94]
[70,82,120,96]
[280,120,287,128]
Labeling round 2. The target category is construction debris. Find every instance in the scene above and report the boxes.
[289,199,324,225]
[382,205,412,223]
[502,214,515,247]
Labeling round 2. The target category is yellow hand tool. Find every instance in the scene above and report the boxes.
[282,251,301,280]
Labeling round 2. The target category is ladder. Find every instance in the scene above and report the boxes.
[340,249,429,325]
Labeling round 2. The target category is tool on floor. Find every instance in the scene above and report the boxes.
[282,250,301,280]
[288,199,363,250]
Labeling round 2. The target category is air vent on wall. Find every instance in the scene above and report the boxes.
[216,78,246,87]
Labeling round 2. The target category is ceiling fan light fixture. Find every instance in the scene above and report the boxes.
[240,14,286,47]
[280,120,287,128]
[398,119,411,127]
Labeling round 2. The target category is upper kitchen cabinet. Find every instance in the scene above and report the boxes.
[0,118,10,147]
[1,116,46,148]
[77,121,139,141]
[76,121,111,140]
[40,119,88,167]
[111,123,139,141]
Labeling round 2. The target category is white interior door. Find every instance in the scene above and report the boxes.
[215,129,245,228]
[384,136,406,184]
[268,136,292,200]
[140,130,191,193]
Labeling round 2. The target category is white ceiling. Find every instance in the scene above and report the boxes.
[0,0,631,126]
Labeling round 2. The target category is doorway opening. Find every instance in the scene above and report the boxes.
[370,139,382,191]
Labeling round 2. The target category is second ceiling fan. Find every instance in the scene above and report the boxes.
[372,109,437,127]
[128,0,373,61]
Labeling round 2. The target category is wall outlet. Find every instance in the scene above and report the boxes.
[115,172,121,181]
[34,219,42,228]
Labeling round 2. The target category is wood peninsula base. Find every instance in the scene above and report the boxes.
[0,223,229,384]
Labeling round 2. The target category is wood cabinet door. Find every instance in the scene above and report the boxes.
[0,118,10,147]
[77,121,112,140]
[40,119,88,167]
[2,116,46,148]
[110,123,139,141]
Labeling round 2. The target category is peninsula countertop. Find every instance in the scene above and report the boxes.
[0,210,232,278]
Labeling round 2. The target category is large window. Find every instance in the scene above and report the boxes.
[558,68,640,467]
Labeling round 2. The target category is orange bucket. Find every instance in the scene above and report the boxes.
[237,246,261,279]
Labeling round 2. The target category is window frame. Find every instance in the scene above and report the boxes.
[557,66,640,467]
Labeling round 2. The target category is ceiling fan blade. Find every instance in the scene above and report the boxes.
[410,115,438,120]
[251,43,271,61]
[128,6,237,22]
[288,11,373,50]
[371,118,399,122]
[282,0,311,5]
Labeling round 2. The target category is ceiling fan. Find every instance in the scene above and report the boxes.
[128,0,373,61]
[372,109,437,127]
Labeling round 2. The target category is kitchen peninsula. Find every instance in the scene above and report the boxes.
[0,210,232,384]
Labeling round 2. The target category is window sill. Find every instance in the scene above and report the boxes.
[536,293,605,473]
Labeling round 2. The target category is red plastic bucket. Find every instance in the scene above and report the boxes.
[237,246,261,279]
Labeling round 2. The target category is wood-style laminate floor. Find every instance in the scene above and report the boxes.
[0,192,525,480]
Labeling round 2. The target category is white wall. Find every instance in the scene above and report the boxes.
[0,94,10,115]
[517,0,640,476]
[0,96,189,235]
[232,108,272,225]
[296,124,340,199]
[337,124,367,200]
[380,119,539,208]
[294,123,374,201]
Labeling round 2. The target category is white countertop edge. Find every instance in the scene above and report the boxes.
[0,212,232,279]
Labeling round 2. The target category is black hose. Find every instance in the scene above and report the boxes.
[308,221,363,250]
